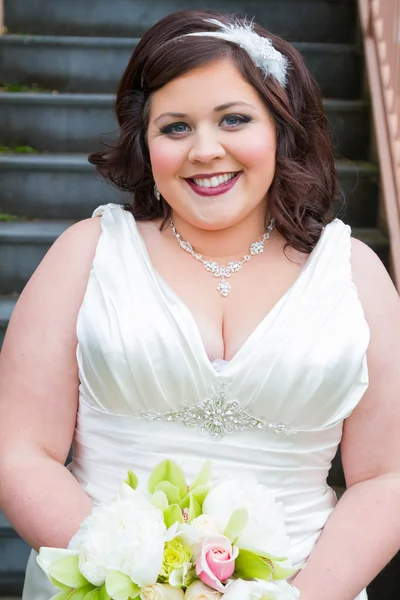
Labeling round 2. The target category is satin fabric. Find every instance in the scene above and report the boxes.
[23,203,370,599]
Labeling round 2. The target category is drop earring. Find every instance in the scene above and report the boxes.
[154,184,161,202]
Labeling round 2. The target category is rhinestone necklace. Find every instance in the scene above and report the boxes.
[169,217,276,297]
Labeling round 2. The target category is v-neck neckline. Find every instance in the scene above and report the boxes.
[126,209,331,379]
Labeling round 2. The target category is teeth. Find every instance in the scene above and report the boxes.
[193,173,237,188]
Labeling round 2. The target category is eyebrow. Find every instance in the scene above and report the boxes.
[153,101,256,124]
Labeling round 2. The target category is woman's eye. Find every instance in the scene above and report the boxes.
[160,122,189,135]
[221,114,252,127]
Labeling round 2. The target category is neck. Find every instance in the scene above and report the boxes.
[169,205,272,261]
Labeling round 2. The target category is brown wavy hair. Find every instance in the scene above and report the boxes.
[89,10,339,254]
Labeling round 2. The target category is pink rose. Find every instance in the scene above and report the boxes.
[196,535,238,593]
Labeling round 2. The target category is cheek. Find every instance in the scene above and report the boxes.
[232,127,276,170]
[149,141,185,178]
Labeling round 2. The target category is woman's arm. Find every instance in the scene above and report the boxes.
[291,238,400,600]
[0,217,102,551]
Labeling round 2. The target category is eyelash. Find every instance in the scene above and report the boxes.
[159,114,253,136]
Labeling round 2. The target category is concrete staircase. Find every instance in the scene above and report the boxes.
[0,0,398,597]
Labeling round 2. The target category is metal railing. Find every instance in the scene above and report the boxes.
[359,0,400,287]
[0,0,4,35]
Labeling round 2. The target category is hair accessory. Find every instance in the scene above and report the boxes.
[184,18,288,88]
[154,184,161,202]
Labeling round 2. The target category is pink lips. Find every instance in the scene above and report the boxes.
[185,172,241,196]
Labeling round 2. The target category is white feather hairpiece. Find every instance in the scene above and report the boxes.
[184,18,289,88]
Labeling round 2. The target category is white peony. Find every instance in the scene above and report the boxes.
[184,580,222,600]
[141,583,185,600]
[202,479,290,559]
[77,484,166,587]
[223,579,300,600]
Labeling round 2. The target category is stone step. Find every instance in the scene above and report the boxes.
[0,220,389,296]
[3,0,357,43]
[0,153,124,221]
[0,220,74,295]
[0,512,30,597]
[0,154,379,227]
[0,35,363,99]
[0,295,17,347]
[0,94,371,160]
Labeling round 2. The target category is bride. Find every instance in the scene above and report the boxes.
[0,9,399,600]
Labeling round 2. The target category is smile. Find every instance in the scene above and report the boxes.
[185,171,242,196]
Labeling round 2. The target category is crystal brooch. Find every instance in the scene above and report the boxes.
[140,381,293,439]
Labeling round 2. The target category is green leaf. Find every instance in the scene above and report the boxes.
[187,493,201,523]
[125,470,139,490]
[271,560,298,580]
[105,570,140,600]
[179,490,202,521]
[224,508,249,543]
[49,555,89,588]
[189,460,212,489]
[163,504,184,528]
[234,549,274,581]
[50,592,71,600]
[181,484,210,509]
[148,460,187,498]
[49,575,71,591]
[37,547,79,576]
[155,481,181,505]
[68,585,96,599]
[98,584,111,600]
[151,490,169,512]
[83,590,100,600]
[179,493,190,510]
[67,585,96,599]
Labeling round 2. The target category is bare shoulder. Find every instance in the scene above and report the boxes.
[4,215,103,351]
[0,215,104,462]
[340,240,400,485]
[31,216,102,292]
[350,236,400,325]
[51,215,102,261]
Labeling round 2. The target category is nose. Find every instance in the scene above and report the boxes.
[188,127,226,163]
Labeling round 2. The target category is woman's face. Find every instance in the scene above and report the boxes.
[147,58,277,231]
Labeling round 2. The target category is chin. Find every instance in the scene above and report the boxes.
[190,209,245,231]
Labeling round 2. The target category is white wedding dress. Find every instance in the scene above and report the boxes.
[23,203,369,599]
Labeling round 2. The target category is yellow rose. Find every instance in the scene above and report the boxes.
[160,538,193,579]
[141,583,185,600]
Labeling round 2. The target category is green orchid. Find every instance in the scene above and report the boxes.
[155,481,181,505]
[151,490,169,512]
[50,591,72,600]
[163,504,184,528]
[144,460,212,526]
[148,460,188,498]
[188,460,212,489]
[124,470,138,491]
[223,507,249,544]
[234,548,275,581]
[50,583,98,600]
[234,548,298,582]
[37,549,90,594]
[105,570,141,600]
[49,555,89,589]
[67,584,97,599]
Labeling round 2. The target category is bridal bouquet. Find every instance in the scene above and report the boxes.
[37,460,300,600]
